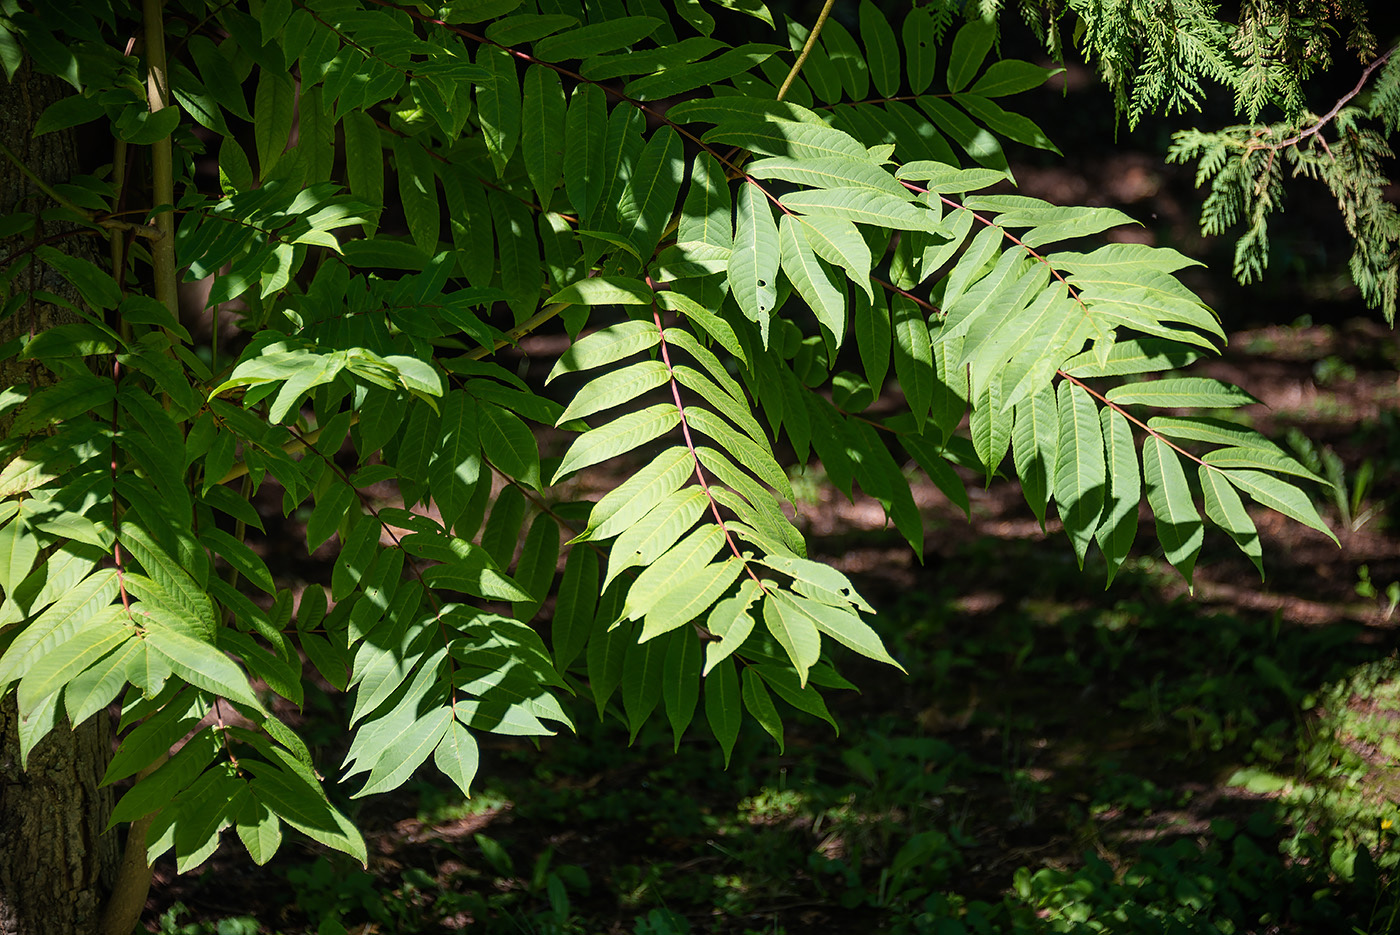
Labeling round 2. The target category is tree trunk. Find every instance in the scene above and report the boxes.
[0,64,119,935]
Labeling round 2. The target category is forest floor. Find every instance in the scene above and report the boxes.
[145,312,1400,935]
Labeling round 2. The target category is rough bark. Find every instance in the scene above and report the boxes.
[0,64,119,935]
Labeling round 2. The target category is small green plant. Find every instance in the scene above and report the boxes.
[1355,565,1400,619]
[1288,429,1385,532]
[155,904,260,935]
[634,908,691,935]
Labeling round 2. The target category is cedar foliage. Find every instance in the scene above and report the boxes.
[1018,0,1398,322]
[0,0,1335,875]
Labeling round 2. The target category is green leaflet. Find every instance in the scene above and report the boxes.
[488,188,543,322]
[605,487,709,590]
[895,424,971,519]
[662,329,749,407]
[1064,337,1202,377]
[433,719,480,799]
[145,619,267,715]
[550,276,654,310]
[781,187,941,235]
[1142,436,1204,586]
[667,96,827,127]
[623,524,727,623]
[522,65,566,211]
[625,43,780,100]
[622,627,667,740]
[945,18,995,94]
[1096,406,1140,585]
[918,95,1009,172]
[551,546,599,671]
[971,59,1059,97]
[587,594,631,717]
[753,663,837,731]
[778,213,846,349]
[678,152,733,254]
[584,104,646,259]
[476,44,520,176]
[110,726,218,824]
[694,446,805,557]
[581,445,694,542]
[1069,270,1225,349]
[730,180,780,330]
[355,708,452,798]
[1106,378,1258,409]
[1012,385,1058,530]
[662,626,702,750]
[969,372,1010,483]
[1200,465,1264,577]
[684,407,793,502]
[859,1,901,98]
[253,70,295,179]
[1200,446,1322,483]
[0,515,38,597]
[511,514,559,622]
[761,591,821,686]
[235,797,283,866]
[822,19,868,100]
[962,278,1067,405]
[740,664,784,751]
[1147,415,1287,453]
[853,287,891,394]
[427,391,481,535]
[242,758,367,865]
[201,527,275,595]
[891,295,934,431]
[671,364,767,450]
[342,110,383,236]
[558,360,670,424]
[617,125,684,261]
[637,557,743,641]
[479,400,541,491]
[16,606,130,714]
[552,403,680,483]
[798,215,874,301]
[1051,242,1204,276]
[296,86,335,184]
[65,638,144,725]
[1221,469,1337,543]
[548,319,660,383]
[532,15,660,61]
[485,13,578,45]
[582,36,722,80]
[940,224,1003,313]
[1053,381,1106,569]
[747,156,909,198]
[953,94,1061,155]
[704,118,871,162]
[564,83,607,222]
[704,656,741,766]
[119,524,216,640]
[898,161,1007,192]
[703,578,761,675]
[656,293,745,363]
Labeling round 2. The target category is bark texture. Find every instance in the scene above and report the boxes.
[0,64,119,935]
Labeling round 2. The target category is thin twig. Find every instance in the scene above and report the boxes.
[777,0,836,102]
[1269,45,1396,151]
